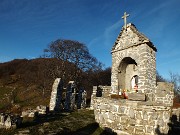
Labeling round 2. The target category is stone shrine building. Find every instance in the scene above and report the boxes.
[91,13,175,135]
[111,23,157,101]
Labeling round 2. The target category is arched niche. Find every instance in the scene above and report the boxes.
[118,57,138,91]
[131,75,138,92]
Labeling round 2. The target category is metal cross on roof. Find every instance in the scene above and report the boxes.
[122,12,130,30]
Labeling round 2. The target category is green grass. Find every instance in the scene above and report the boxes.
[0,109,116,135]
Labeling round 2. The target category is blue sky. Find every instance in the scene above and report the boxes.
[0,0,180,79]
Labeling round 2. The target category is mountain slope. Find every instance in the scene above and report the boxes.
[0,58,78,112]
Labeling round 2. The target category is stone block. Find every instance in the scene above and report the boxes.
[142,120,148,125]
[129,119,136,126]
[119,106,125,114]
[163,112,170,122]
[151,112,158,120]
[103,113,108,119]
[99,104,107,110]
[113,120,121,129]
[157,82,174,92]
[111,122,119,130]
[148,119,155,125]
[109,113,114,121]
[158,119,164,127]
[106,119,113,126]
[110,105,118,112]
[136,112,142,120]
[129,108,135,119]
[127,125,135,133]
[146,126,153,133]
[99,114,105,123]
[143,111,148,120]
[120,116,127,124]
[128,93,145,101]
[135,126,144,135]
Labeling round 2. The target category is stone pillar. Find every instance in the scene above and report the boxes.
[137,44,156,100]
[64,81,75,111]
[49,78,63,111]
[90,86,97,110]
[77,87,83,109]
[81,90,87,108]
[71,92,76,110]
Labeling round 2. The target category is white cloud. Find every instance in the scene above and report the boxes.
[104,20,121,46]
[88,36,102,48]
[142,0,180,35]
[88,19,122,49]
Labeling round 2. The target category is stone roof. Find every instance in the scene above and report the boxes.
[111,23,157,52]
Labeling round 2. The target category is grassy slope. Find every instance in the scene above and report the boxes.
[0,58,64,111]
[0,109,116,135]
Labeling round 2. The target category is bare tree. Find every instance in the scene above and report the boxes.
[169,71,180,95]
[156,71,166,82]
[44,39,103,83]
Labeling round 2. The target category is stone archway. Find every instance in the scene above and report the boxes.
[118,57,138,91]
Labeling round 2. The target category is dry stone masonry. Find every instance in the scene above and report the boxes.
[91,13,175,135]
[49,79,87,112]
[49,78,63,111]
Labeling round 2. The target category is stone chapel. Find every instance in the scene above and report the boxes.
[111,22,157,100]
[91,12,175,135]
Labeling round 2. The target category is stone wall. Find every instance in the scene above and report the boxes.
[91,85,176,135]
[155,82,174,107]
[90,86,111,109]
[93,97,171,135]
[172,108,180,121]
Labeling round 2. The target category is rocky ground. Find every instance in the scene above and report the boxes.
[0,109,117,135]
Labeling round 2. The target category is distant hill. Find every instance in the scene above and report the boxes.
[0,58,81,112]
